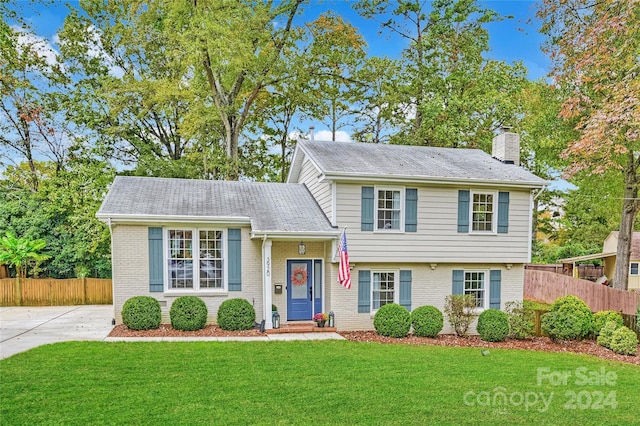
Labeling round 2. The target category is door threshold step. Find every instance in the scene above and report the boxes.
[266,324,337,334]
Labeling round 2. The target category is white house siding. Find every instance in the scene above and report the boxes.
[326,262,525,333]
[111,224,263,325]
[298,157,333,222]
[271,240,327,322]
[335,182,532,264]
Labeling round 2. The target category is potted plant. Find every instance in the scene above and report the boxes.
[313,312,328,327]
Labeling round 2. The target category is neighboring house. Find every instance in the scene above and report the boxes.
[560,231,640,290]
[97,130,546,332]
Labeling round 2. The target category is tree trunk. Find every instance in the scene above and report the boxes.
[612,154,640,289]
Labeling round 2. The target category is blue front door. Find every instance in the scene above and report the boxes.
[287,260,313,320]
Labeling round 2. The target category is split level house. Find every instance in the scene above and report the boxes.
[97,130,547,332]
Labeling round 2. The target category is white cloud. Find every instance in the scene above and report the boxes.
[13,26,59,68]
[314,130,352,142]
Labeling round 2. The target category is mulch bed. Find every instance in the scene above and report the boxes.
[339,331,640,366]
[108,325,639,366]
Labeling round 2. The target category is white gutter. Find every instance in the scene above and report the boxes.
[250,231,341,240]
[319,172,548,189]
[96,214,252,225]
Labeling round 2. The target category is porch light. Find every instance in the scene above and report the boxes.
[298,241,306,255]
[273,311,280,329]
[328,311,335,328]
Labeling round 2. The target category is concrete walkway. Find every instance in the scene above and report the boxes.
[0,305,344,360]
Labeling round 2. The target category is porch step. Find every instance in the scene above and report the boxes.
[266,322,337,334]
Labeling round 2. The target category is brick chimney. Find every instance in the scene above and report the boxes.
[492,126,520,166]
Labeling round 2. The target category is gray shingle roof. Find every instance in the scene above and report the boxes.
[97,176,336,234]
[296,140,547,186]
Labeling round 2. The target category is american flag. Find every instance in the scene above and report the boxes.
[337,229,351,289]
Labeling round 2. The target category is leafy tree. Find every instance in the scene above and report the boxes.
[355,0,527,150]
[0,231,49,278]
[0,13,69,189]
[537,0,640,289]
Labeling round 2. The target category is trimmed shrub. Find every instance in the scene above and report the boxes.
[596,321,619,349]
[444,294,477,337]
[122,296,161,330]
[504,301,534,340]
[609,326,638,356]
[477,309,510,342]
[593,310,624,336]
[170,296,208,331]
[411,305,444,337]
[541,295,593,341]
[374,303,411,338]
[217,298,256,331]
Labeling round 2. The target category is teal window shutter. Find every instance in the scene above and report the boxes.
[497,192,510,234]
[361,186,374,231]
[452,270,464,295]
[405,188,418,232]
[489,270,501,309]
[148,227,164,292]
[228,229,242,291]
[457,190,470,233]
[358,270,371,313]
[399,270,412,311]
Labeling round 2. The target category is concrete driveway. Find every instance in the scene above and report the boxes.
[0,305,114,359]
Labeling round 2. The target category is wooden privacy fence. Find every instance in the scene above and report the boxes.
[525,270,638,315]
[0,278,112,306]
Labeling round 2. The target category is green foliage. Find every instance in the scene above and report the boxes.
[541,295,594,341]
[121,296,161,330]
[0,231,49,278]
[505,301,535,339]
[476,309,510,342]
[170,296,208,331]
[609,326,638,356]
[597,321,620,349]
[373,303,411,338]
[593,311,624,336]
[0,159,114,278]
[217,298,256,331]
[444,294,478,337]
[410,305,443,338]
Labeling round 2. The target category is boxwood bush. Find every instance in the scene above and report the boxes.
[596,321,619,349]
[541,295,593,341]
[374,303,411,338]
[593,310,624,336]
[170,296,208,331]
[217,298,256,331]
[411,305,443,337]
[122,296,161,330]
[609,326,638,356]
[477,309,510,342]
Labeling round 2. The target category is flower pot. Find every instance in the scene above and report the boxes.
[316,320,326,328]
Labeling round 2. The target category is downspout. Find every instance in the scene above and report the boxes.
[528,186,547,263]
[107,218,116,325]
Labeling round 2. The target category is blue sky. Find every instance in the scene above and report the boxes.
[22,0,549,81]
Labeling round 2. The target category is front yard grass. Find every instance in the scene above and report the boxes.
[1,340,638,425]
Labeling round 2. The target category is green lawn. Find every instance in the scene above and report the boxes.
[1,341,638,425]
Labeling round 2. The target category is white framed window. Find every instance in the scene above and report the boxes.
[630,262,639,276]
[464,271,487,308]
[372,270,399,310]
[470,191,496,233]
[166,228,226,291]
[376,188,403,231]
